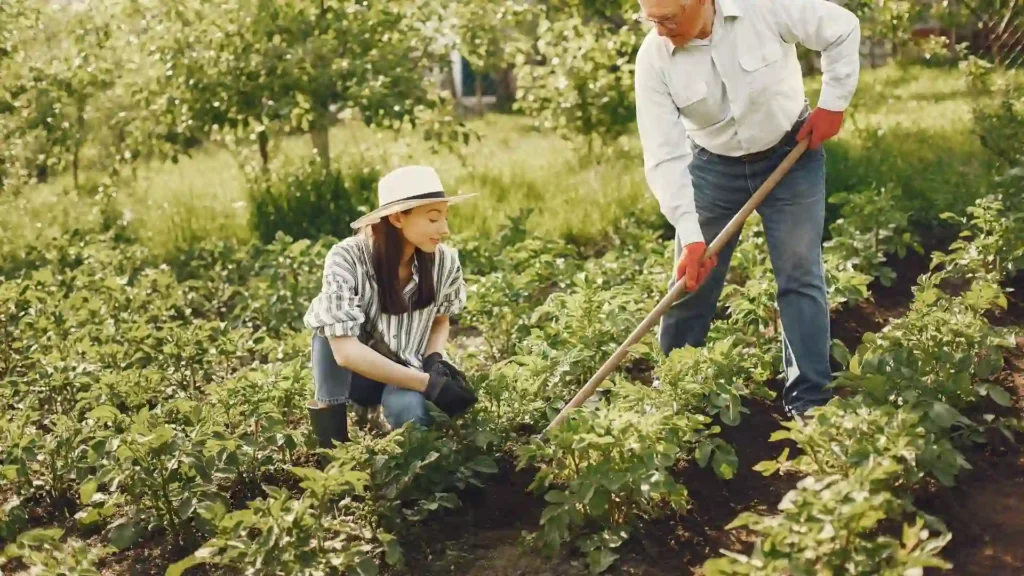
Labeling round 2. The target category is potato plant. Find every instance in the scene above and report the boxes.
[707,196,1022,573]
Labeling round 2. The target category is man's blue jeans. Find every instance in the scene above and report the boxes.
[658,121,833,415]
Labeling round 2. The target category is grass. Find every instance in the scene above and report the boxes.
[0,63,1008,263]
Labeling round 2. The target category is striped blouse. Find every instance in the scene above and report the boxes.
[302,233,467,370]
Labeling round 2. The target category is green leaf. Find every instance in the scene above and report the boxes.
[984,384,1013,407]
[589,488,611,515]
[87,405,121,422]
[468,456,499,474]
[831,340,851,367]
[74,507,102,526]
[355,557,379,576]
[587,547,619,574]
[712,443,738,480]
[177,495,197,520]
[18,527,64,545]
[380,532,403,566]
[721,399,741,426]
[544,489,567,503]
[166,555,204,576]
[695,440,712,468]
[109,519,142,550]
[80,479,98,505]
[929,401,967,428]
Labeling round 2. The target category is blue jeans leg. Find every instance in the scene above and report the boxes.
[312,333,432,426]
[658,145,751,354]
[311,333,351,406]
[381,385,433,429]
[752,143,833,413]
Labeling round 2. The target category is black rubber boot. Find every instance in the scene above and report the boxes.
[307,401,349,465]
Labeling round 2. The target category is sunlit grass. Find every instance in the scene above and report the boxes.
[2,63,1007,261]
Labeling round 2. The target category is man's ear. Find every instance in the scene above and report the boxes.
[387,212,404,229]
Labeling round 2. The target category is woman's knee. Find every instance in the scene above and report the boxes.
[382,387,432,429]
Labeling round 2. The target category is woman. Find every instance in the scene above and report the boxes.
[303,165,478,452]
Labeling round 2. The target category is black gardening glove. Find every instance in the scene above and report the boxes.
[424,369,477,418]
[422,352,467,386]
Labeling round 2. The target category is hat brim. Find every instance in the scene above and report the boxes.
[350,194,478,230]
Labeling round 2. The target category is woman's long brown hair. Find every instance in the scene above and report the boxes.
[370,214,436,315]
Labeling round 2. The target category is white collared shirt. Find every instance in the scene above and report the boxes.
[634,0,861,246]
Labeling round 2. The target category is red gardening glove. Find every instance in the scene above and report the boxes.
[796,107,844,150]
[675,242,717,292]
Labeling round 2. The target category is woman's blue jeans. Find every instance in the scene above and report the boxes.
[311,333,432,429]
[658,118,833,415]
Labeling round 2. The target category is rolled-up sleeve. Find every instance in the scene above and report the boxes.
[303,242,366,338]
[434,247,467,317]
[768,0,861,112]
[634,38,704,247]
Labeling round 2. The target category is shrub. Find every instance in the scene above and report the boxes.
[247,159,378,244]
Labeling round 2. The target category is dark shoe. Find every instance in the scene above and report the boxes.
[307,401,349,465]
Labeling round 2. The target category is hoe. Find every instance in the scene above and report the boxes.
[544,139,810,434]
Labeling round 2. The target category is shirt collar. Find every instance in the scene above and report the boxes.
[718,0,742,19]
[660,0,742,52]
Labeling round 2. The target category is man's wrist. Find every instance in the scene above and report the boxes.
[675,213,704,247]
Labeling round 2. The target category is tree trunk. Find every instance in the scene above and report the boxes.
[310,107,330,169]
[258,130,270,170]
[72,147,80,191]
[442,64,460,118]
[495,65,515,112]
[475,74,484,115]
[73,105,85,191]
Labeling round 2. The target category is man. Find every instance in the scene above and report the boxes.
[633,0,861,416]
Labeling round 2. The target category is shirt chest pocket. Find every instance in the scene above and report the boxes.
[737,36,783,90]
[667,77,718,132]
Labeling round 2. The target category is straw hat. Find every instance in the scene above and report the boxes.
[350,165,476,230]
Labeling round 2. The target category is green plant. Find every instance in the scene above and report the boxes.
[825,185,923,286]
[832,279,1014,428]
[703,465,952,576]
[247,159,377,244]
[755,398,971,488]
[932,194,1024,284]
[517,383,715,574]
[168,462,393,576]
[349,421,500,532]
[513,3,640,151]
[204,369,306,492]
[77,401,231,550]
[0,527,114,576]
[461,236,584,360]
[656,335,777,427]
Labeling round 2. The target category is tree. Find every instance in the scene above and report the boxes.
[450,0,533,114]
[142,0,470,170]
[0,2,119,191]
[842,0,924,64]
[513,1,642,152]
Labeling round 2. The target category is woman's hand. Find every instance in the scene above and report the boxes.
[424,369,477,417]
[423,352,466,385]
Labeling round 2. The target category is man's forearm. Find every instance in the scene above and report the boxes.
[328,336,429,393]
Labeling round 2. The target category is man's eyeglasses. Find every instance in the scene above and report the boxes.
[633,12,681,30]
